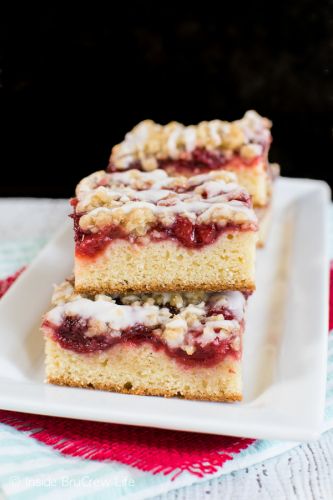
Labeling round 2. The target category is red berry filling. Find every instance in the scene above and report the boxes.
[53,317,114,353]
[108,146,262,175]
[73,212,252,258]
[44,316,241,367]
[206,305,235,320]
[154,217,220,248]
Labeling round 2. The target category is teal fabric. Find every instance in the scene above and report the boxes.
[0,238,46,279]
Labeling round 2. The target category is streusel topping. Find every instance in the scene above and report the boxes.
[46,278,246,352]
[110,111,271,170]
[74,169,257,235]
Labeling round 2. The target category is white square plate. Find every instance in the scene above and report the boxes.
[0,178,330,441]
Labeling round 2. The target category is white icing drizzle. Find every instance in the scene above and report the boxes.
[110,111,271,169]
[43,287,246,353]
[210,290,246,321]
[47,299,160,330]
[75,169,257,231]
[183,126,197,152]
[237,110,271,144]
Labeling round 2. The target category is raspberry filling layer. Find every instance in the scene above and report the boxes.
[73,212,254,258]
[108,147,263,175]
[44,310,241,368]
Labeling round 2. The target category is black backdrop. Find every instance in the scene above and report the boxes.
[3,3,333,197]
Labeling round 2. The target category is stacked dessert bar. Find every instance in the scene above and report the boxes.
[41,111,274,402]
[73,169,257,293]
[43,279,248,401]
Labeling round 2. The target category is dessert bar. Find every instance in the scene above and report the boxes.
[73,169,257,294]
[42,278,247,402]
[108,110,273,208]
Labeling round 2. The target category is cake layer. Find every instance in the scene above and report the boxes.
[75,231,256,294]
[42,280,246,401]
[108,111,274,207]
[45,339,241,402]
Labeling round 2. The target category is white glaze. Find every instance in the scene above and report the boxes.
[110,111,271,168]
[44,291,245,352]
[75,169,257,230]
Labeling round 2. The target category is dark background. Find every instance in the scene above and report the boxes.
[3,3,333,197]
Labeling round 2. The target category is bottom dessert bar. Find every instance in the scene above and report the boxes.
[41,278,247,402]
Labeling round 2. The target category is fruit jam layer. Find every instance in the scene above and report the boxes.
[108,147,264,175]
[73,213,255,259]
[44,315,241,368]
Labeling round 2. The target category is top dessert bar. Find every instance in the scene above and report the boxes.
[73,169,257,294]
[108,110,273,207]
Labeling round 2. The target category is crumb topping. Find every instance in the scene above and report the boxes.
[110,111,272,170]
[46,278,246,353]
[74,169,256,235]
